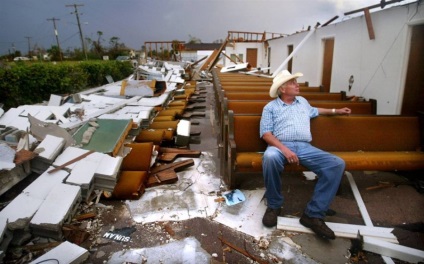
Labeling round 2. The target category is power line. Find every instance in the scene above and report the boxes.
[47,17,63,61]
[65,4,87,60]
[25,36,32,58]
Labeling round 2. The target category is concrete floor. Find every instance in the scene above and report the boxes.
[1,79,424,263]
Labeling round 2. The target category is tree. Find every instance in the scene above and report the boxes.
[48,45,62,61]
[171,40,182,61]
[85,37,93,51]
[84,31,104,59]
[108,36,129,59]
[109,36,120,50]
[188,35,201,44]
[93,31,104,55]
[14,50,22,58]
[33,44,48,60]
[213,39,224,43]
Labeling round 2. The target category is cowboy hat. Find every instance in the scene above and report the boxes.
[269,70,303,98]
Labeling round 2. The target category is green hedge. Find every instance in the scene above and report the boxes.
[0,61,134,111]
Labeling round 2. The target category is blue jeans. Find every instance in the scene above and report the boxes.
[262,142,345,219]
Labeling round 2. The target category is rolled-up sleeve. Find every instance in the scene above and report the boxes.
[260,105,273,138]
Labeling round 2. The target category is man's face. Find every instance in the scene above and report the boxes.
[281,79,300,96]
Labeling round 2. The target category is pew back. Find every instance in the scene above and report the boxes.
[225,111,424,187]
[227,99,377,115]
[224,91,346,101]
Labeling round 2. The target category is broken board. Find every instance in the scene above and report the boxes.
[72,119,132,156]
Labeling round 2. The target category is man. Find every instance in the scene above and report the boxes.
[260,70,351,239]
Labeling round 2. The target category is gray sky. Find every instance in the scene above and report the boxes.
[0,0,411,56]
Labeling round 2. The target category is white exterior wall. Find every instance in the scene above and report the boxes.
[181,51,197,62]
[264,2,424,114]
[224,42,265,68]
[181,50,224,65]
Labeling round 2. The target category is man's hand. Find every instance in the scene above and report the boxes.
[335,107,351,115]
[283,149,299,165]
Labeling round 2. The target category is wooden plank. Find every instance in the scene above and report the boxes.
[346,172,373,226]
[344,0,403,15]
[150,159,195,174]
[200,50,219,71]
[222,52,238,64]
[363,236,424,263]
[346,171,395,262]
[364,8,375,40]
[48,150,95,174]
[147,159,195,187]
[277,217,398,243]
[146,169,178,187]
[207,39,228,72]
[158,148,201,162]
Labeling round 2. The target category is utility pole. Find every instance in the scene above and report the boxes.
[25,36,32,58]
[66,4,87,60]
[47,17,63,61]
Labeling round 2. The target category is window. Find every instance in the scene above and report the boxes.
[230,53,244,63]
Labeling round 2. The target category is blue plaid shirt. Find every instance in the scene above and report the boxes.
[260,96,319,142]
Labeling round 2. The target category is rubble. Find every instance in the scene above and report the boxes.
[0,60,209,262]
[107,237,211,263]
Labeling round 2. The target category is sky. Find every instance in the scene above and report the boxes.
[0,0,413,56]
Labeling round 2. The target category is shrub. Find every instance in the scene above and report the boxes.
[0,61,134,110]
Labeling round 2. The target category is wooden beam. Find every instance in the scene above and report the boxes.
[48,150,95,174]
[233,53,244,63]
[321,15,339,27]
[187,55,207,68]
[277,217,398,243]
[222,52,238,64]
[346,172,373,226]
[364,8,376,40]
[199,49,218,71]
[272,28,316,77]
[363,237,424,263]
[207,39,228,71]
[344,0,404,15]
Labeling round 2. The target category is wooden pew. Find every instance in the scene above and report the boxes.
[216,72,273,82]
[219,98,377,144]
[211,69,347,131]
[212,69,343,119]
[219,81,274,86]
[219,81,310,86]
[220,86,323,93]
[218,98,377,177]
[226,99,377,115]
[216,72,309,86]
[223,91,346,101]
[215,91,347,125]
[224,111,424,188]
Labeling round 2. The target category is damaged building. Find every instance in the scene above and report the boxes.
[1,1,424,263]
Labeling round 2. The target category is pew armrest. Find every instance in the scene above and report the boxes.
[228,138,238,188]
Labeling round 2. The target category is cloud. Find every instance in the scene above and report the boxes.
[0,0,417,55]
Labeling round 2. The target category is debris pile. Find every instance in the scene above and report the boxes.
[0,59,209,262]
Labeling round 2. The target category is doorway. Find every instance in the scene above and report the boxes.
[321,38,334,92]
[246,48,258,68]
[401,24,424,116]
[287,45,293,73]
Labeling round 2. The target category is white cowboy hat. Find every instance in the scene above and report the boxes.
[269,70,303,98]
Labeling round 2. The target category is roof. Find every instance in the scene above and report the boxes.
[183,43,222,51]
